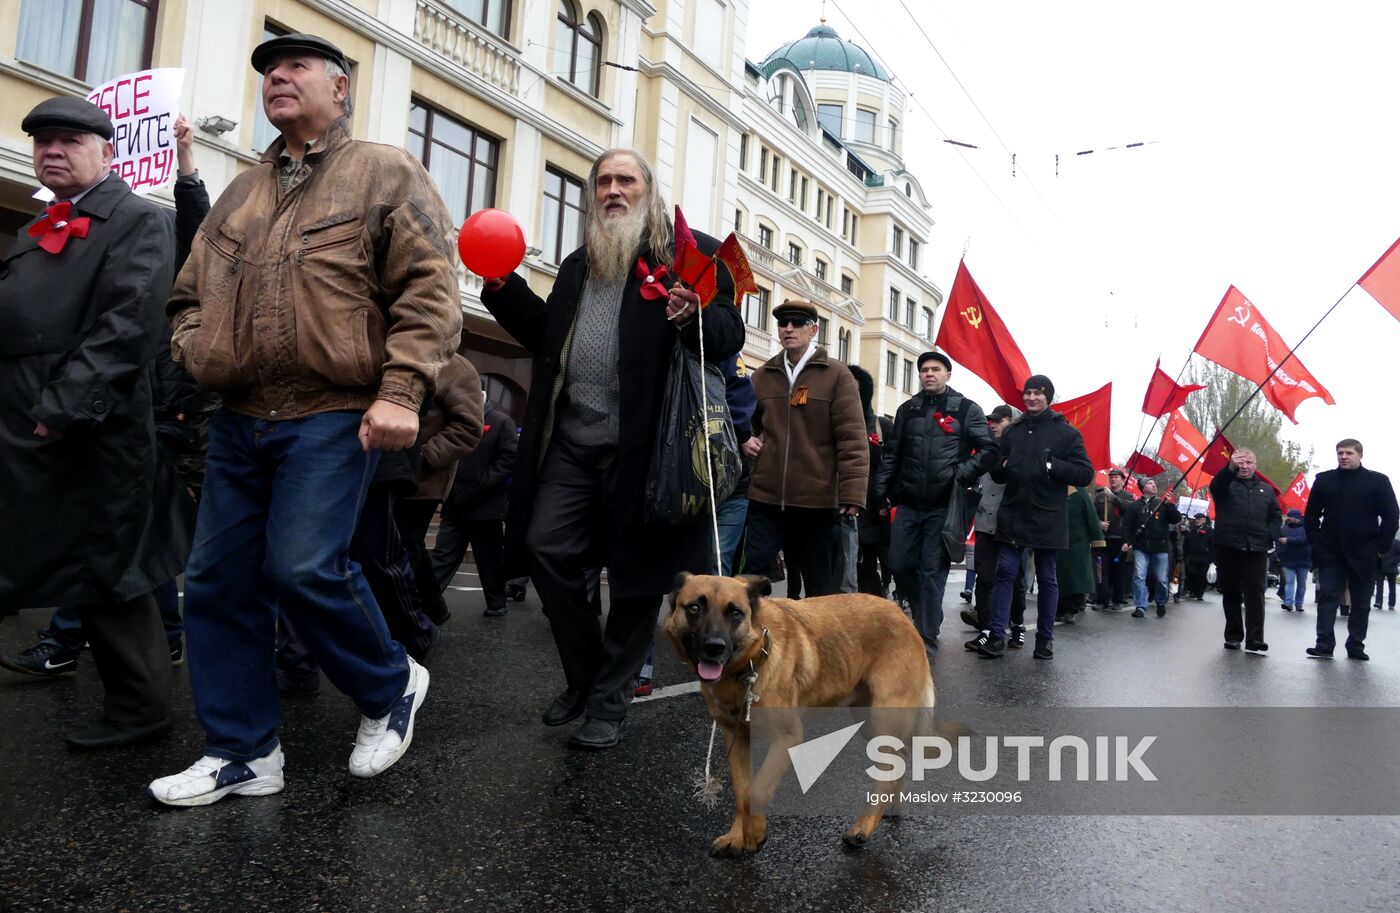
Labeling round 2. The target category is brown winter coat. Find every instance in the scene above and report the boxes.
[749,347,868,510]
[167,117,462,419]
[411,353,485,500]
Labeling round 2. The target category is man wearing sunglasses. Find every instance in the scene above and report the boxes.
[743,300,867,597]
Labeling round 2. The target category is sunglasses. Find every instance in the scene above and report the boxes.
[776,317,814,328]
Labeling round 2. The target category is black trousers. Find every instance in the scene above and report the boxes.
[431,511,508,615]
[745,502,839,597]
[1097,538,1130,603]
[78,593,171,726]
[1316,561,1376,654]
[857,542,891,597]
[975,535,1024,628]
[1216,546,1267,644]
[395,498,451,625]
[1374,572,1396,608]
[527,437,658,721]
[351,483,437,663]
[1185,559,1210,598]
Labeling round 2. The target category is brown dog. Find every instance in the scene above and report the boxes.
[664,572,933,856]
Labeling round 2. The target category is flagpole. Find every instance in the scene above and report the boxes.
[1164,281,1359,499]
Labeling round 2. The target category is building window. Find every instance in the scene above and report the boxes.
[892,226,904,258]
[250,22,289,153]
[758,225,773,250]
[734,208,743,233]
[909,238,920,270]
[824,194,834,228]
[885,351,897,387]
[787,242,803,267]
[445,0,511,38]
[841,274,854,295]
[17,0,159,86]
[407,102,499,227]
[759,147,769,182]
[800,176,809,211]
[739,133,749,171]
[838,327,851,363]
[814,258,828,282]
[846,213,858,245]
[788,168,798,203]
[888,287,900,321]
[744,288,771,332]
[769,155,781,192]
[905,297,916,329]
[555,1,602,96]
[855,107,877,144]
[887,117,899,151]
[817,102,842,137]
[902,359,913,394]
[818,317,829,346]
[541,166,585,266]
[922,307,935,340]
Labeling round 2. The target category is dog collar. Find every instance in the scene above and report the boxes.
[739,627,772,722]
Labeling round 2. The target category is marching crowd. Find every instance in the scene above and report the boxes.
[2,32,1397,810]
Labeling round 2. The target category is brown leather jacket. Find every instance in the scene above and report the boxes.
[167,118,462,419]
[749,346,869,510]
[413,353,485,500]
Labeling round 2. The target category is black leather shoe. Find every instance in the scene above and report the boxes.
[542,689,587,727]
[482,604,508,618]
[1223,641,1241,650]
[975,636,1006,658]
[1032,635,1053,659]
[568,716,623,750]
[1305,646,1332,658]
[1347,650,1370,661]
[959,608,980,629]
[505,584,527,602]
[1156,604,1167,618]
[1244,641,1269,654]
[65,717,172,751]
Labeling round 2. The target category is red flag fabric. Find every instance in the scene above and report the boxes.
[934,261,1032,406]
[1201,432,1235,476]
[1125,476,1142,498]
[1192,286,1334,423]
[1094,468,1111,488]
[670,206,719,304]
[1141,358,1204,417]
[1359,237,1400,323]
[1125,450,1166,477]
[1051,383,1112,470]
[713,232,759,301]
[1157,411,1213,490]
[1280,472,1311,514]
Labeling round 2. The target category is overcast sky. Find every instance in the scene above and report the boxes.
[744,0,1400,478]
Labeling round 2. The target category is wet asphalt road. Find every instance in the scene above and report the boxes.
[3,571,1400,913]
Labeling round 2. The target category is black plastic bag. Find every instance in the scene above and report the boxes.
[940,483,982,563]
[644,340,741,525]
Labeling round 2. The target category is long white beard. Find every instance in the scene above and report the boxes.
[586,207,648,283]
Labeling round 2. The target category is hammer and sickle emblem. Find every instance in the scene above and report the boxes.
[1227,302,1252,326]
[1292,479,1306,496]
[961,305,984,328]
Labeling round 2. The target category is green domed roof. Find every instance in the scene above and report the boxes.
[759,24,890,82]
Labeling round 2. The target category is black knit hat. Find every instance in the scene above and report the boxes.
[917,351,951,371]
[1022,373,1055,403]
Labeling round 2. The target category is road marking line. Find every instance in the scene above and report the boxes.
[448,586,483,592]
[633,681,701,703]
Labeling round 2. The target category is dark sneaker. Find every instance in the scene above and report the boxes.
[1296,605,1305,613]
[633,677,654,698]
[483,604,508,618]
[965,632,990,652]
[1132,607,1146,618]
[1305,647,1333,659]
[1281,604,1293,612]
[568,716,623,750]
[959,608,980,629]
[959,590,973,604]
[975,636,1006,658]
[1223,641,1242,650]
[1244,641,1268,654]
[505,583,527,602]
[1033,635,1053,659]
[1156,604,1167,618]
[0,639,79,678]
[169,641,184,666]
[542,688,587,726]
[1347,650,1370,661]
[1008,625,1026,649]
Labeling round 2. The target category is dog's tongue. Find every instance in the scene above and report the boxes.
[697,660,725,682]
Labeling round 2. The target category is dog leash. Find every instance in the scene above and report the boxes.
[695,627,771,808]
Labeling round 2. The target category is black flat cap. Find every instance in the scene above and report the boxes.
[22,96,114,140]
[251,32,349,74]
[771,299,819,322]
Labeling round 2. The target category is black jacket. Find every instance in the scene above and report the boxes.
[445,404,517,520]
[1094,487,1133,539]
[875,385,996,512]
[480,233,743,597]
[1183,523,1214,562]
[1305,466,1400,575]
[1209,467,1282,552]
[859,413,896,544]
[1125,496,1182,553]
[0,173,192,608]
[989,408,1095,550]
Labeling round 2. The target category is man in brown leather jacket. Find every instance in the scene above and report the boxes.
[743,299,868,597]
[152,33,461,807]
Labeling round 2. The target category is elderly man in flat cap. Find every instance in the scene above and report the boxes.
[0,97,190,749]
[743,299,868,598]
[152,33,461,806]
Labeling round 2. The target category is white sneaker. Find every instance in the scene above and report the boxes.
[149,746,285,807]
[348,657,429,778]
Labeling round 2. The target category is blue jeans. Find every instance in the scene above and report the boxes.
[1281,565,1309,606]
[184,409,409,761]
[45,578,183,651]
[1133,550,1170,608]
[888,506,952,653]
[990,544,1058,641]
[713,495,749,576]
[962,543,976,594]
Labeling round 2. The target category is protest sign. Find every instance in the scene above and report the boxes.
[87,68,186,194]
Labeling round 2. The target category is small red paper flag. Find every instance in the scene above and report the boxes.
[1141,359,1204,418]
[1359,237,1400,324]
[713,232,759,301]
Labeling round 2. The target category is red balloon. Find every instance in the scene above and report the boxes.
[458,208,526,279]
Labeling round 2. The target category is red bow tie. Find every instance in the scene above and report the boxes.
[634,257,670,300]
[28,201,91,254]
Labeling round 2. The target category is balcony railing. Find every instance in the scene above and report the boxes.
[414,1,522,96]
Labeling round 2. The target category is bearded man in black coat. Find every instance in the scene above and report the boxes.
[0,97,190,749]
[1305,438,1399,661]
[480,149,744,749]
